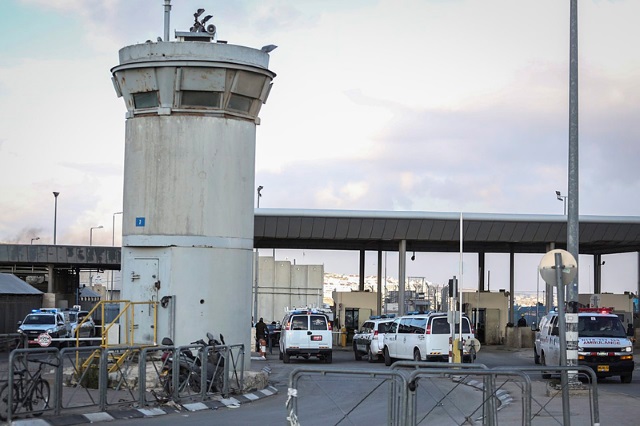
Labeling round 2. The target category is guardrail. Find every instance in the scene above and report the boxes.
[0,333,20,353]
[286,363,601,426]
[1,342,246,422]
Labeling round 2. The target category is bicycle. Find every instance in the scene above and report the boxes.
[0,357,57,421]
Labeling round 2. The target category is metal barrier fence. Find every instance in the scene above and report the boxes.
[1,342,245,422]
[0,334,20,354]
[286,363,601,426]
[287,368,408,426]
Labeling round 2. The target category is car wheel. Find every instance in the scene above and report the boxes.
[384,347,392,366]
[413,348,421,362]
[279,350,283,360]
[354,343,362,361]
[534,348,540,365]
[324,352,332,364]
[621,374,632,384]
[367,345,376,363]
[283,351,290,364]
[541,352,551,379]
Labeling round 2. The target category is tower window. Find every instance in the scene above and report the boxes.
[133,91,159,109]
[227,94,253,113]
[181,91,222,108]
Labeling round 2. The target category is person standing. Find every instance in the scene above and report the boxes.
[255,317,268,352]
[517,314,527,327]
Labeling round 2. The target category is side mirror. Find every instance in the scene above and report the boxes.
[627,328,634,337]
[17,321,22,326]
[551,327,559,336]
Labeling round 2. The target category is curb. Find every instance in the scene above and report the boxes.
[10,386,279,426]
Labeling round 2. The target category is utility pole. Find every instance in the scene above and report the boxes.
[566,0,580,386]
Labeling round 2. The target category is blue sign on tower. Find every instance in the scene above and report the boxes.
[135,217,146,227]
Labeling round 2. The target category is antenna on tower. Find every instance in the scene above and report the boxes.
[162,0,172,42]
[190,8,216,36]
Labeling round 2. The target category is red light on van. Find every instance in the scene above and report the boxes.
[285,321,291,331]
[328,322,332,331]
[426,324,431,335]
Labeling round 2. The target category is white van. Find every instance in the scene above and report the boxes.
[279,309,333,363]
[383,312,475,365]
[534,307,634,383]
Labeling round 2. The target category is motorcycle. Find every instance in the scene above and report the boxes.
[159,332,226,396]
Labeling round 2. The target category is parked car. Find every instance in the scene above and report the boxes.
[17,308,69,347]
[353,317,395,362]
[279,308,333,363]
[266,322,281,346]
[67,310,96,339]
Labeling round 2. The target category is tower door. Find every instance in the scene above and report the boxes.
[127,258,159,345]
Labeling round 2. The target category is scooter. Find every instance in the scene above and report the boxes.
[159,332,226,395]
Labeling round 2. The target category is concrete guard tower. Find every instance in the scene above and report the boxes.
[110,8,275,362]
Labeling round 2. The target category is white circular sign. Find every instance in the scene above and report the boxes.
[37,333,52,347]
[538,249,577,286]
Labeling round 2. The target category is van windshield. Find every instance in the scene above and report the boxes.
[578,316,626,338]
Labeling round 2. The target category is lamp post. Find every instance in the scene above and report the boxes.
[53,192,60,244]
[111,212,123,300]
[555,190,567,215]
[31,237,40,245]
[89,226,103,289]
[253,186,263,326]
[257,185,263,208]
[89,226,103,246]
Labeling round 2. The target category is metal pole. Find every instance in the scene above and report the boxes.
[555,252,571,425]
[536,269,540,327]
[111,212,122,301]
[253,186,262,325]
[53,192,59,245]
[384,252,388,315]
[566,0,580,386]
[163,0,171,42]
[459,213,463,338]
[398,240,406,316]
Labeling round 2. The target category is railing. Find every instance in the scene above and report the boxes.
[1,342,246,422]
[286,363,601,426]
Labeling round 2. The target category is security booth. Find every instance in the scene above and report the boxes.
[332,291,378,345]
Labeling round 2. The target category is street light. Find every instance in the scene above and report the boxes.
[31,237,40,245]
[89,226,103,246]
[89,226,103,289]
[111,212,123,301]
[555,190,567,215]
[253,186,263,324]
[257,185,263,208]
[53,192,60,244]
[112,212,123,246]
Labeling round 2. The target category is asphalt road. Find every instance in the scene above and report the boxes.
[4,344,639,425]
[108,345,640,425]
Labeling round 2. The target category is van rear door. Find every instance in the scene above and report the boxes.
[309,314,331,349]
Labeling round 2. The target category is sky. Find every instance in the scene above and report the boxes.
[0,0,639,295]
